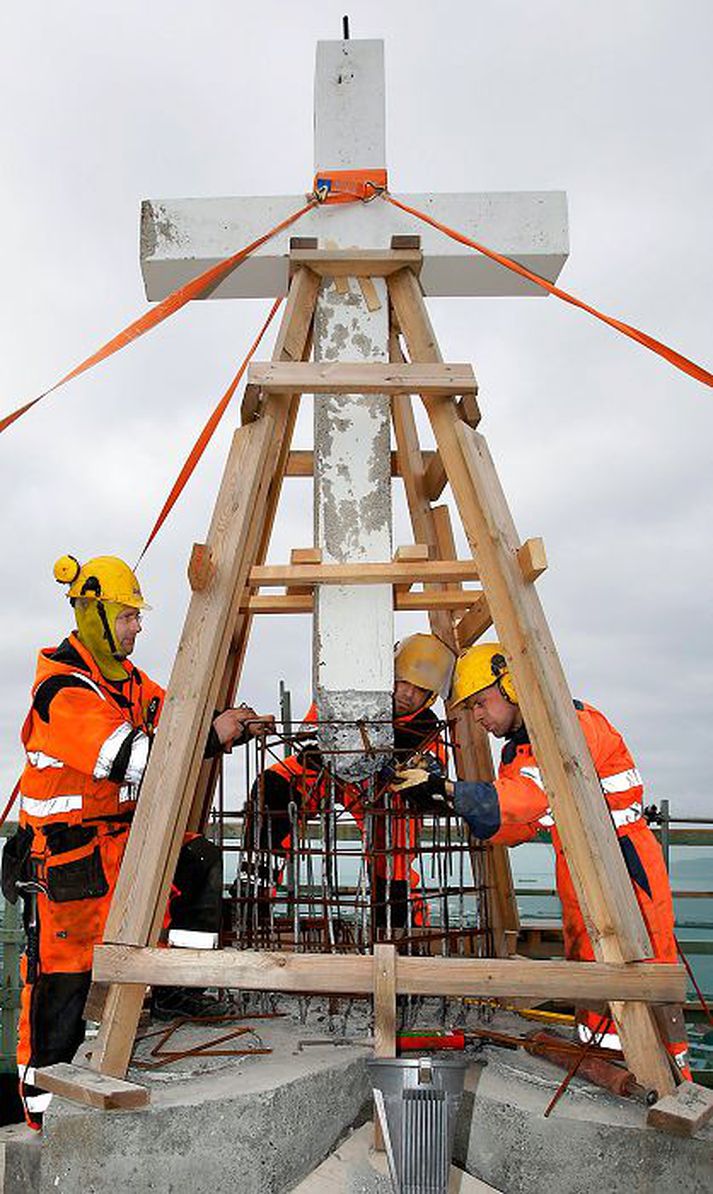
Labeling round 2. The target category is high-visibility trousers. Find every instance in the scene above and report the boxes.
[16,822,222,1128]
[557,819,691,1079]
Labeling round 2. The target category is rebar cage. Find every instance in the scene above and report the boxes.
[207,719,494,957]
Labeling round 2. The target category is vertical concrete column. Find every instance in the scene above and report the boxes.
[312,39,394,778]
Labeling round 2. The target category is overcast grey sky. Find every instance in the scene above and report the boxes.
[1,1,711,815]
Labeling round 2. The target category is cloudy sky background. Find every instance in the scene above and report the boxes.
[1,1,711,815]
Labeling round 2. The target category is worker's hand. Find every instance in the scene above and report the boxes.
[391,767,453,813]
[213,706,276,751]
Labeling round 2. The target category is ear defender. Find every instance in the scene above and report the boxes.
[491,652,518,704]
[53,555,81,587]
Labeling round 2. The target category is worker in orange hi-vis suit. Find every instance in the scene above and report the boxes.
[1,554,275,1129]
[246,634,454,930]
[394,641,691,1080]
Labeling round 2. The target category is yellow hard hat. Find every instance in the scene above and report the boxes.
[450,642,517,707]
[394,634,455,704]
[53,555,151,610]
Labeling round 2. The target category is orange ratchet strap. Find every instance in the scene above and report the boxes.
[383,193,713,390]
[136,296,283,564]
[313,168,387,204]
[0,199,318,437]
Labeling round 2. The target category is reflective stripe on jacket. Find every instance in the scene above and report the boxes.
[19,633,164,828]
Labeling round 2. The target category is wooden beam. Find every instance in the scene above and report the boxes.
[387,326,519,954]
[373,944,397,1053]
[88,417,277,1079]
[188,266,319,834]
[285,449,437,478]
[455,594,493,649]
[249,560,480,588]
[387,265,676,1095]
[289,248,422,278]
[373,943,397,1151]
[92,946,686,1004]
[240,591,480,614]
[246,361,477,398]
[34,1063,148,1110]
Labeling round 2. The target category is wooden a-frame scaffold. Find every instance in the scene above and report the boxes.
[33,247,685,1114]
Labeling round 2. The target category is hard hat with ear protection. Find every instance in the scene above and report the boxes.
[53,555,150,609]
[450,642,517,707]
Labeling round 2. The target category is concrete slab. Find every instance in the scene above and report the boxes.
[454,1045,713,1194]
[37,1017,372,1194]
[292,1121,501,1193]
[0,1123,41,1194]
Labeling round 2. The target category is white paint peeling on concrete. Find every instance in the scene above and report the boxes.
[313,273,393,778]
[140,191,569,300]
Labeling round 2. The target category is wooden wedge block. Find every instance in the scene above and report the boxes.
[187,543,215,592]
[517,537,547,582]
[34,1062,149,1110]
[647,1081,713,1137]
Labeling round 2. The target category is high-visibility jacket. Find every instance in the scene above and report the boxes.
[453,701,673,959]
[453,701,690,1073]
[18,633,164,829]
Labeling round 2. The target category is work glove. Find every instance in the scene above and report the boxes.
[391,767,453,814]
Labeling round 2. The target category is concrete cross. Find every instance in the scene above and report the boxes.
[140,38,568,779]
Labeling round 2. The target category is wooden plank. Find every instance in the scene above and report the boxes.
[88,417,277,1079]
[429,500,520,951]
[387,266,676,1095]
[247,361,477,397]
[455,594,493,649]
[358,276,382,312]
[646,1081,713,1137]
[92,946,685,1004]
[518,537,547,582]
[289,248,422,278]
[240,591,479,614]
[387,327,518,954]
[187,266,320,833]
[285,449,437,478]
[373,944,397,1055]
[249,560,480,588]
[373,942,397,1153]
[34,1062,148,1110]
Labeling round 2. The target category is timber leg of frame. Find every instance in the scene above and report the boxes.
[387,265,676,1096]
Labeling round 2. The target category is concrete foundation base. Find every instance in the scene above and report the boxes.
[2,1011,711,1194]
[454,1047,713,1194]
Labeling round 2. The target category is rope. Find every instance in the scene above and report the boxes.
[382,192,713,390]
[0,200,318,437]
[136,296,283,564]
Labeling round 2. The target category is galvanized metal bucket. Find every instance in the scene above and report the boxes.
[367,1055,467,1194]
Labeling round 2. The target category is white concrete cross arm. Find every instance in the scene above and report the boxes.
[140,40,568,302]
